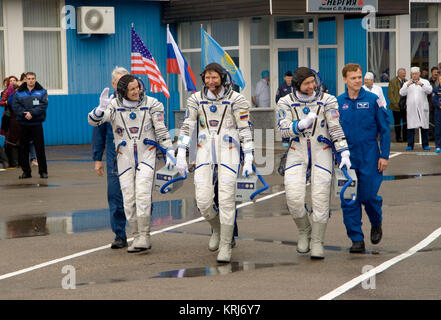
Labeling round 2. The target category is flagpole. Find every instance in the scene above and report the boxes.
[166,24,170,131]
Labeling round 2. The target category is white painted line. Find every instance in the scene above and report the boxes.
[318,226,441,300]
[0,190,285,281]
[389,152,402,159]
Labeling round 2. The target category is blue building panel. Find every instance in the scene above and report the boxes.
[344,18,367,73]
[44,1,179,145]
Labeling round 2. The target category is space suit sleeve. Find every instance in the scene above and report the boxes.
[88,100,114,127]
[232,94,254,154]
[178,93,199,149]
[276,97,298,138]
[323,94,348,153]
[375,100,391,160]
[150,98,172,150]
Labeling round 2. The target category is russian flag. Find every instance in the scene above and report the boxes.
[167,27,197,92]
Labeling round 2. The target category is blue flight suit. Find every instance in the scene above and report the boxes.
[275,82,293,103]
[92,122,127,241]
[337,87,390,242]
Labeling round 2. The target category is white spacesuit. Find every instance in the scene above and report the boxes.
[276,67,350,259]
[176,63,254,263]
[88,75,173,253]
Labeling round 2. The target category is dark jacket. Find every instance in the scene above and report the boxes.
[432,85,441,109]
[275,82,293,103]
[12,81,48,125]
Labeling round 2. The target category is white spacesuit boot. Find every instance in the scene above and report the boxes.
[127,218,141,253]
[135,215,151,251]
[217,224,234,263]
[208,215,221,251]
[310,221,327,259]
[293,214,312,253]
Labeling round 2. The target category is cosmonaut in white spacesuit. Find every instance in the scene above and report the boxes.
[276,67,351,259]
[175,63,254,263]
[88,74,173,253]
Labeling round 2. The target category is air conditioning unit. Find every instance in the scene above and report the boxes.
[77,6,115,34]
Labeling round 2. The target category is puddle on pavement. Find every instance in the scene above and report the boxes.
[0,190,292,240]
[0,199,200,240]
[152,261,297,278]
[383,173,441,181]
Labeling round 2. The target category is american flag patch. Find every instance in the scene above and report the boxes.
[331,110,339,118]
[376,99,386,109]
[156,112,164,121]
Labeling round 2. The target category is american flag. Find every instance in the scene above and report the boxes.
[131,27,169,98]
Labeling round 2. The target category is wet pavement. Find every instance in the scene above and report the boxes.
[0,142,440,300]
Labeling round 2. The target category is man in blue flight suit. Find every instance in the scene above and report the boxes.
[92,67,129,249]
[275,71,293,103]
[337,63,391,253]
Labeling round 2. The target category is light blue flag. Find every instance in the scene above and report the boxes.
[201,28,245,90]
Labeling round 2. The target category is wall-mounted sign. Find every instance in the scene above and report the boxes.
[307,0,378,13]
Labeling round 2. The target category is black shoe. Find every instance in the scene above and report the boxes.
[396,138,402,143]
[19,172,32,179]
[349,241,366,253]
[39,172,48,179]
[111,238,128,249]
[371,223,383,245]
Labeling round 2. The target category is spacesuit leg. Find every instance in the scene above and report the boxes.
[194,164,219,250]
[118,161,138,252]
[134,162,155,250]
[285,162,311,253]
[310,156,333,259]
[216,164,237,263]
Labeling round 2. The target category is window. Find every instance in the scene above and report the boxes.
[211,20,238,47]
[367,16,396,83]
[410,3,438,75]
[23,0,63,90]
[251,16,269,46]
[275,17,313,39]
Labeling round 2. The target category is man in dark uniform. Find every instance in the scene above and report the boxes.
[275,71,293,103]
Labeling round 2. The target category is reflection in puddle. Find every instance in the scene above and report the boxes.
[0,198,200,240]
[383,173,441,181]
[0,184,61,189]
[153,261,297,278]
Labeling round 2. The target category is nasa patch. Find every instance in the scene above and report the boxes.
[342,104,349,110]
[357,102,369,109]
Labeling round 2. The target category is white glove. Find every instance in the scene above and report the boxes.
[339,150,351,169]
[175,147,188,177]
[242,153,253,177]
[97,88,114,113]
[165,148,175,169]
[297,112,317,131]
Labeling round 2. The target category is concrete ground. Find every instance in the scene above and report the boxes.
[0,141,440,302]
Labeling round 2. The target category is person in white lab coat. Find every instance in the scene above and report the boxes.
[399,67,433,151]
[363,72,387,109]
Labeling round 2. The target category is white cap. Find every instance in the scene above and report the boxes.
[410,66,420,73]
[364,72,374,80]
